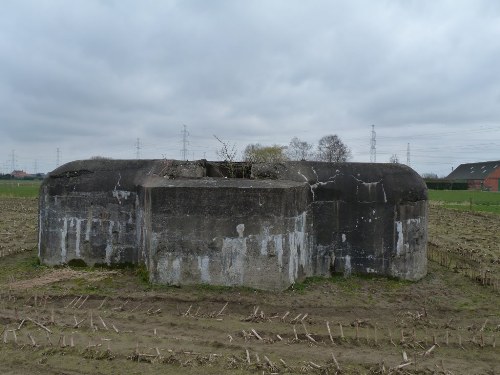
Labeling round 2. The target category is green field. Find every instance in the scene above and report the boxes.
[428,189,500,213]
[0,180,42,198]
[2,181,500,214]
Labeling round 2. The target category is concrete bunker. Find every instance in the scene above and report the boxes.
[39,159,427,290]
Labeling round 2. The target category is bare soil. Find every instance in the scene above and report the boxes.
[428,203,500,270]
[0,197,38,258]
[0,198,499,374]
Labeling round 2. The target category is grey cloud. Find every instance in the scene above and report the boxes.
[1,0,500,176]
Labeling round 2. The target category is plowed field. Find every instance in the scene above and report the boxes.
[0,198,498,374]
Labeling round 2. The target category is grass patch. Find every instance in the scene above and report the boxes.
[290,273,412,293]
[0,248,46,284]
[0,180,41,198]
[440,203,500,214]
[135,263,150,284]
[428,189,500,204]
[428,189,500,214]
[192,283,259,295]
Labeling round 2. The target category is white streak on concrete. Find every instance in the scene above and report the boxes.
[60,218,68,263]
[135,195,144,250]
[156,256,168,282]
[406,218,421,225]
[85,215,92,241]
[362,181,379,191]
[105,244,112,265]
[105,221,114,265]
[221,237,247,285]
[396,221,404,255]
[75,219,82,258]
[112,190,131,205]
[274,235,283,268]
[297,171,309,182]
[288,235,298,283]
[260,226,270,255]
[344,255,351,276]
[395,217,423,256]
[350,176,386,203]
[311,167,319,181]
[288,212,308,283]
[298,171,316,200]
[297,212,307,267]
[172,258,181,282]
[156,255,182,284]
[236,224,245,238]
[198,256,210,283]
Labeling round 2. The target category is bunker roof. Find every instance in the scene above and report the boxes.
[46,159,427,204]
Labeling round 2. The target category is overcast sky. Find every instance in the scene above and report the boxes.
[1,0,500,177]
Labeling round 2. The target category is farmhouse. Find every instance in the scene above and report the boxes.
[39,159,428,290]
[11,170,29,179]
[446,160,500,191]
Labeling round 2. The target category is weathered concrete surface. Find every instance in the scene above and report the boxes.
[39,159,427,290]
[264,162,428,281]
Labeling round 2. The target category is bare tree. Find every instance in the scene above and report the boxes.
[315,135,352,162]
[213,135,239,177]
[214,135,238,163]
[243,144,288,163]
[287,137,313,161]
[389,154,400,163]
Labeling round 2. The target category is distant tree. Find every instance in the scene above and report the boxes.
[243,144,288,163]
[287,137,313,161]
[389,154,400,163]
[315,135,352,162]
[421,172,439,179]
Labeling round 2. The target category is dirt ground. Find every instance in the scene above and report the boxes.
[0,198,499,374]
[0,197,38,258]
[428,203,500,270]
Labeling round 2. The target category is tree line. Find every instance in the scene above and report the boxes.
[216,135,352,164]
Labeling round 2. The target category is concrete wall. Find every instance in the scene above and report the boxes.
[252,162,428,280]
[140,179,311,290]
[39,159,428,290]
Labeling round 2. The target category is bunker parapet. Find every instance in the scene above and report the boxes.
[39,159,428,290]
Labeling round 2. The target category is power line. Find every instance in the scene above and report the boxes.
[377,125,499,141]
